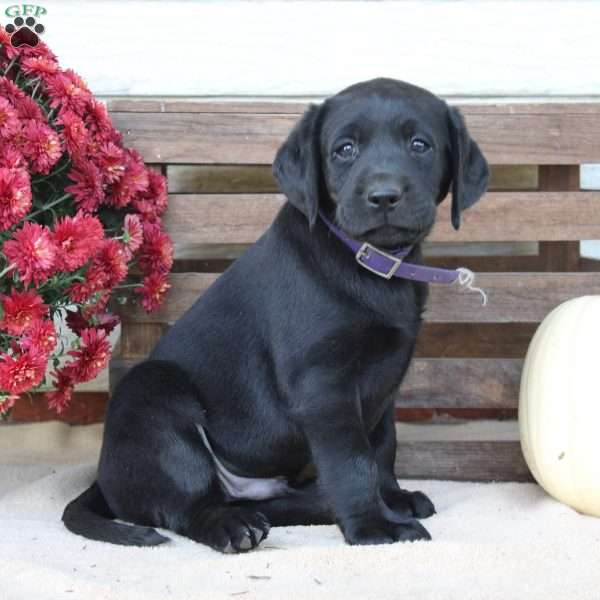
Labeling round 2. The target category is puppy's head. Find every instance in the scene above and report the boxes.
[273,78,489,248]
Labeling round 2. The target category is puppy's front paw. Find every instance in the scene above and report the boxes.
[385,489,436,520]
[343,516,431,546]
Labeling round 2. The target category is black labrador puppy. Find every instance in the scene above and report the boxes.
[63,78,489,553]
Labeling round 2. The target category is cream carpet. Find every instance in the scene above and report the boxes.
[1,422,599,600]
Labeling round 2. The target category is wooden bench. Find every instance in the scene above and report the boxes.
[107,98,600,482]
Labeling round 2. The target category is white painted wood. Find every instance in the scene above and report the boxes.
[15,0,600,97]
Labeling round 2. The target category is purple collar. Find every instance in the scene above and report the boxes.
[318,211,488,304]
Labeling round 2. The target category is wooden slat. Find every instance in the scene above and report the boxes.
[164,194,282,244]
[111,356,522,410]
[414,323,537,358]
[395,440,531,481]
[167,165,278,194]
[109,107,600,164]
[581,257,600,272]
[489,165,538,190]
[103,99,600,116]
[110,112,294,164]
[9,392,108,425]
[538,165,582,272]
[423,255,541,272]
[119,323,167,359]
[395,408,517,421]
[538,242,581,271]
[425,273,600,323]
[166,163,536,195]
[439,190,596,243]
[6,393,516,425]
[172,242,540,264]
[461,112,600,164]
[7,391,532,482]
[114,272,600,324]
[174,244,248,261]
[399,358,521,409]
[539,164,580,191]
[113,273,215,324]
[172,255,543,274]
[103,98,310,114]
[114,322,537,365]
[163,192,600,244]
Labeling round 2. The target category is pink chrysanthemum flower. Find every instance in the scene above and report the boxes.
[95,238,128,287]
[0,76,27,109]
[132,169,168,223]
[135,272,170,313]
[0,166,31,229]
[107,149,149,208]
[139,223,174,274]
[66,309,119,337]
[64,327,112,383]
[21,119,63,174]
[122,213,143,255]
[3,221,58,286]
[0,39,172,412]
[55,109,88,156]
[0,394,19,416]
[14,93,45,122]
[0,97,20,139]
[65,159,104,212]
[95,141,125,183]
[0,147,25,170]
[0,347,47,395]
[19,55,59,78]
[84,99,120,142]
[53,212,104,271]
[0,289,48,336]
[45,69,91,116]
[45,367,74,414]
[20,319,57,355]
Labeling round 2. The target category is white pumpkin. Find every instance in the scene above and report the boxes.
[519,295,600,518]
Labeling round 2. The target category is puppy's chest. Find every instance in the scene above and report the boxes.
[356,322,418,377]
[353,319,422,425]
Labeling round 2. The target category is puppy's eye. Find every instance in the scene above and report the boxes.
[334,142,357,160]
[410,138,431,154]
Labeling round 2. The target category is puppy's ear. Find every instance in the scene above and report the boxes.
[447,106,490,230]
[273,104,322,228]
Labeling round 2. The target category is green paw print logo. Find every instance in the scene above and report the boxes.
[5,16,45,47]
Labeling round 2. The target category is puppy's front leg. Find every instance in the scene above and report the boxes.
[294,387,431,546]
[370,403,436,520]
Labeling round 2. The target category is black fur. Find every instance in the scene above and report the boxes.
[63,78,489,552]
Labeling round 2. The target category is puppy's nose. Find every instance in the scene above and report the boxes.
[366,189,403,211]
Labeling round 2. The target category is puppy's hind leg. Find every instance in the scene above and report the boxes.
[98,360,270,554]
[232,479,334,527]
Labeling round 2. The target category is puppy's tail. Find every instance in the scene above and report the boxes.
[62,482,169,546]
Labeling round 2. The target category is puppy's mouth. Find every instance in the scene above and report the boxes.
[344,223,430,249]
[363,224,420,236]
[333,206,434,249]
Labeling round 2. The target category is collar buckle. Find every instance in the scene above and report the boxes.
[355,242,403,279]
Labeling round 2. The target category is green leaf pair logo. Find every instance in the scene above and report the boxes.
[3,4,46,48]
